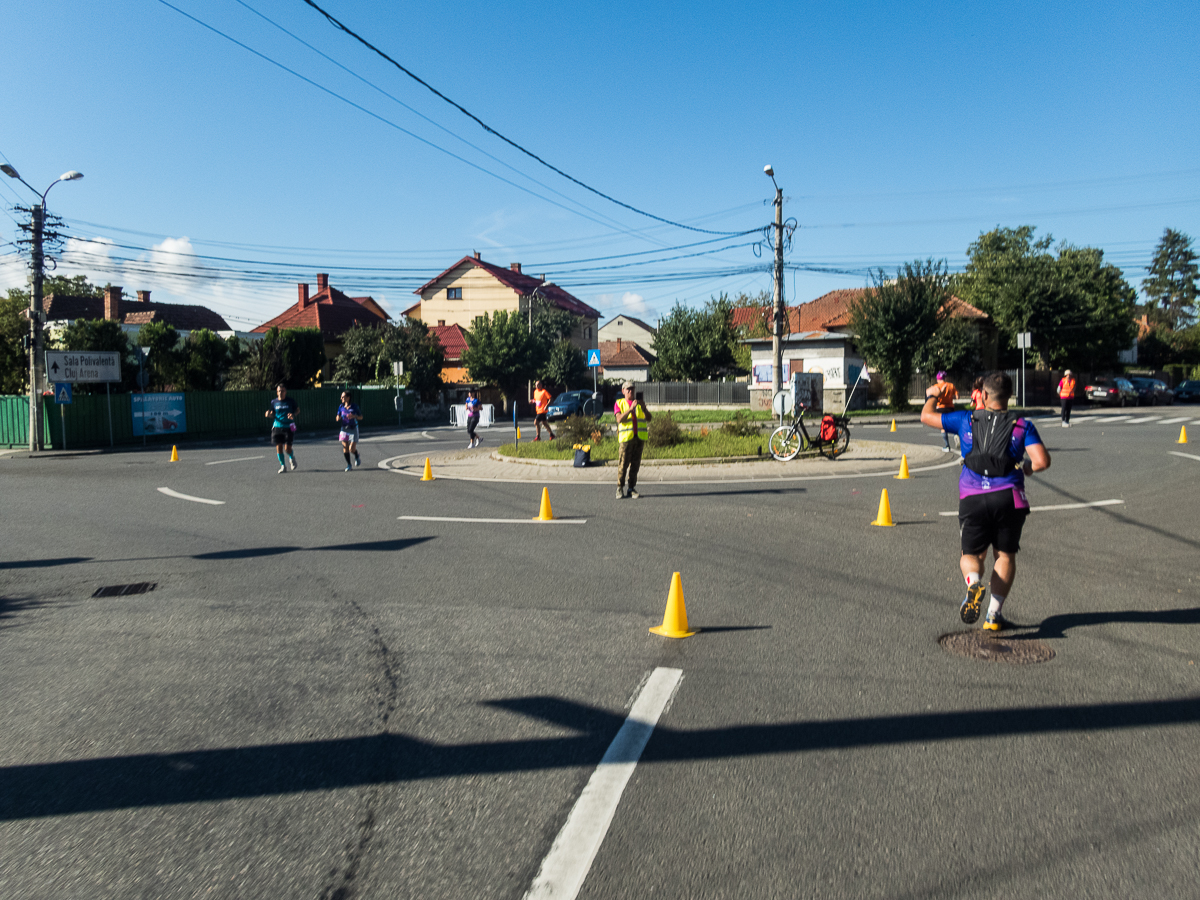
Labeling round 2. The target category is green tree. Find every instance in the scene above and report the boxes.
[461,310,548,413]
[540,339,587,390]
[59,317,139,392]
[849,259,950,411]
[332,320,445,398]
[136,321,185,391]
[5,274,104,306]
[183,329,231,391]
[1142,228,1198,331]
[650,295,737,381]
[912,317,980,376]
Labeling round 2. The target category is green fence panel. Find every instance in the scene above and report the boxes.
[0,395,29,447]
[40,392,130,449]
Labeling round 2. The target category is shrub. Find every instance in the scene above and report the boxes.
[721,410,762,437]
[555,413,605,446]
[647,411,684,447]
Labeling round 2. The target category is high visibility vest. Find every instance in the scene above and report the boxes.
[617,398,648,442]
[1059,377,1075,398]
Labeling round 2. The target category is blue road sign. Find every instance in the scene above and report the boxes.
[587,349,601,367]
[132,392,187,436]
[53,382,72,404]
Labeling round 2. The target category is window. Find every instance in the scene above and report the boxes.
[585,326,592,340]
[447,287,462,299]
[437,319,445,326]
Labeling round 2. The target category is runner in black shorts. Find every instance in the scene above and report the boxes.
[920,371,1051,631]
[265,383,299,473]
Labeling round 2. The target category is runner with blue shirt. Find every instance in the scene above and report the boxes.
[921,371,1051,630]
[337,390,362,471]
[265,383,299,474]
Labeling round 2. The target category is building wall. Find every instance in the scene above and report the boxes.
[747,340,866,412]
[598,317,656,350]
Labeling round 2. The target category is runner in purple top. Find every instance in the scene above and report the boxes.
[920,371,1051,631]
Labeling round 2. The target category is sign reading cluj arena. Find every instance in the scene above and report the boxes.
[44,350,121,384]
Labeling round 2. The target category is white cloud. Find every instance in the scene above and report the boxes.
[595,291,657,323]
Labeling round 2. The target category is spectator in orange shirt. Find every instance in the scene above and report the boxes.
[970,377,985,410]
[532,380,555,441]
[933,371,958,451]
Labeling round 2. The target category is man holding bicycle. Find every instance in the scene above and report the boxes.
[921,371,1051,631]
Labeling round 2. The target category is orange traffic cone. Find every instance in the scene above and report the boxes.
[650,572,697,638]
[871,488,896,526]
[889,419,897,433]
[1178,425,1189,444]
[421,457,434,481]
[533,487,555,521]
[894,454,910,479]
[170,445,179,462]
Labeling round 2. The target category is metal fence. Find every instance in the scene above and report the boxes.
[0,387,414,449]
[633,382,750,405]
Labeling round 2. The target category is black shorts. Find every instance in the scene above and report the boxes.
[271,427,293,447]
[534,412,548,424]
[958,489,1029,555]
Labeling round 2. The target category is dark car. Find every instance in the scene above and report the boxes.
[1128,377,1174,406]
[1085,377,1137,407]
[546,390,599,420]
[1173,380,1200,403]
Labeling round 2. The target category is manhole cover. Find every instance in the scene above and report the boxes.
[92,582,157,598]
[939,631,1055,664]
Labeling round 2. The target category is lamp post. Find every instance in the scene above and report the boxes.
[764,165,784,398]
[2,165,84,452]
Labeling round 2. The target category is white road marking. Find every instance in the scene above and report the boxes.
[398,515,586,524]
[157,487,225,505]
[523,667,683,900]
[1156,417,1190,425]
[1121,416,1162,425]
[1169,451,1200,463]
[1084,415,1132,423]
[204,455,265,466]
[938,498,1124,516]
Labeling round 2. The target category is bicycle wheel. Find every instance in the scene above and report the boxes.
[769,425,802,461]
[819,425,851,459]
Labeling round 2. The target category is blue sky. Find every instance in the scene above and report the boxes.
[3,0,1197,331]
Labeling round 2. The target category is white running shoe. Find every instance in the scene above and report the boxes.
[278,464,286,474]
[289,457,297,470]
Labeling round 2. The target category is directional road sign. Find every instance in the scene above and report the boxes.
[45,350,121,383]
[132,392,187,436]
[587,349,601,367]
[53,382,73,404]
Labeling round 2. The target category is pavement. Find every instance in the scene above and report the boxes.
[1,406,1198,899]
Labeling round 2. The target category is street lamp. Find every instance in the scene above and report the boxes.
[764,165,784,398]
[2,165,85,451]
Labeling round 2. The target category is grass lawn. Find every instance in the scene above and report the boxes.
[592,407,901,426]
[499,430,774,461]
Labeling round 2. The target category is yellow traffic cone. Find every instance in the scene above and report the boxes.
[170,445,179,462]
[894,454,910,479]
[534,487,555,521]
[1178,425,1188,444]
[421,457,434,481]
[889,419,897,433]
[871,488,896,526]
[650,572,697,638]
[516,426,521,440]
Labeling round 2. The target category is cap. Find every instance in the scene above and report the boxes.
[621,380,635,390]
[936,370,946,380]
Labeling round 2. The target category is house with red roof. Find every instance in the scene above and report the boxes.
[42,285,233,336]
[252,273,390,381]
[409,253,601,354]
[598,339,656,382]
[429,323,470,384]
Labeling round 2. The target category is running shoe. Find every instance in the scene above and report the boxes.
[533,436,540,442]
[982,611,1010,631]
[615,488,625,499]
[629,489,640,499]
[289,458,297,471]
[278,464,287,474]
[960,582,985,624]
[353,456,361,467]
[345,465,352,472]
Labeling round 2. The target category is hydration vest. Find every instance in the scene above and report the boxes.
[962,409,1020,478]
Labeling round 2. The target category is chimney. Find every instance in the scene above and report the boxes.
[104,285,123,321]
[510,263,521,274]
[136,290,151,303]
[316,273,329,291]
[298,283,310,308]
[473,250,481,260]
[616,338,622,353]
[538,274,546,282]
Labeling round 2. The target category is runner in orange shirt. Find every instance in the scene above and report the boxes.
[933,371,958,451]
[532,380,555,441]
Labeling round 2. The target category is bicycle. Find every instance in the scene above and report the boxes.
[768,406,851,460]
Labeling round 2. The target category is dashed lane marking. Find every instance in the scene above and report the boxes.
[399,515,586,524]
[157,487,226,505]
[938,498,1124,516]
[1120,416,1163,425]
[1156,417,1191,425]
[523,667,683,900]
[1169,451,1200,463]
[204,455,265,465]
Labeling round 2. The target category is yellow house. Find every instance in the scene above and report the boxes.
[407,253,601,353]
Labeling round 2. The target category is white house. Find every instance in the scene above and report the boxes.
[743,330,867,412]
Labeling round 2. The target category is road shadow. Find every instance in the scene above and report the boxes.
[0,595,57,630]
[694,625,772,634]
[0,557,92,569]
[1033,479,1200,551]
[194,546,303,560]
[646,488,808,499]
[312,538,434,553]
[1021,607,1200,640]
[3,694,1198,821]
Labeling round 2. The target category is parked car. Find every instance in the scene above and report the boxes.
[1173,380,1200,403]
[1128,377,1174,406]
[1085,377,1137,407]
[546,390,599,420]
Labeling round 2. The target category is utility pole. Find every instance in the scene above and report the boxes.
[28,204,45,452]
[765,165,785,398]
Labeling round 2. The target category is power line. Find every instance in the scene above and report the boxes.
[297,0,755,237]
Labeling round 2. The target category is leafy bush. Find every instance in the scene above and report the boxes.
[555,413,605,447]
[647,411,684,447]
[721,410,763,437]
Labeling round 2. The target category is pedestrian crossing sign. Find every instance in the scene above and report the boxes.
[54,382,72,404]
[587,349,601,367]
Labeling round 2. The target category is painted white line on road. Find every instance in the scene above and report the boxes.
[523,666,683,900]
[204,455,265,466]
[157,487,225,505]
[938,498,1124,516]
[1156,417,1190,425]
[1121,416,1162,425]
[1169,451,1200,463]
[1084,415,1133,424]
[399,515,586,524]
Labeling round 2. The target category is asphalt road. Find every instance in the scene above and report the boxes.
[2,410,1198,899]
